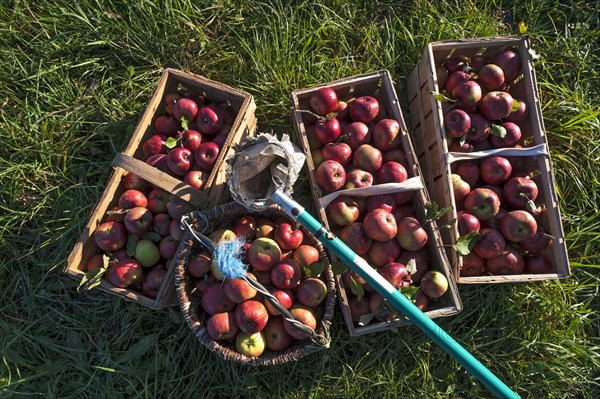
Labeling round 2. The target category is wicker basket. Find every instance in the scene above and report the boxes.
[173,201,336,365]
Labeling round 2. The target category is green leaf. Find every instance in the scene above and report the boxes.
[438,218,457,229]
[165,137,178,149]
[518,21,528,34]
[180,116,189,131]
[303,260,326,278]
[425,202,451,221]
[349,275,365,298]
[143,232,162,243]
[431,92,455,103]
[126,235,138,257]
[511,99,521,112]
[490,123,507,138]
[331,260,348,275]
[77,255,110,292]
[358,313,373,327]
[400,285,419,302]
[453,231,482,256]
[115,333,158,364]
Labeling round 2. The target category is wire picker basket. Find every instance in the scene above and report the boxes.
[173,201,336,365]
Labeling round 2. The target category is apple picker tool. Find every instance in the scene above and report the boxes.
[182,133,520,399]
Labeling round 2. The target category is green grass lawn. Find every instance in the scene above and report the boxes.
[1,1,599,398]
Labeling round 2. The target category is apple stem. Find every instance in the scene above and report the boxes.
[335,133,350,144]
[297,109,327,123]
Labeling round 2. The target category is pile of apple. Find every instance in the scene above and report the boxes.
[88,172,193,298]
[140,91,237,190]
[437,48,529,151]
[187,214,328,358]
[302,86,450,326]
[451,155,553,277]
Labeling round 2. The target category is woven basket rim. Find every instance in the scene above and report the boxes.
[173,201,336,365]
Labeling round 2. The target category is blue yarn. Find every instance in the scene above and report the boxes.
[213,236,248,279]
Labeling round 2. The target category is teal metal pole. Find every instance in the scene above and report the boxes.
[272,191,520,399]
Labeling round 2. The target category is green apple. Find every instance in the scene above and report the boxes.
[208,228,237,244]
[134,239,161,267]
[235,331,266,357]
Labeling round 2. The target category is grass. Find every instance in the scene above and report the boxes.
[1,0,599,398]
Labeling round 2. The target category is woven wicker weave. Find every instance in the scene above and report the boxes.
[173,201,336,365]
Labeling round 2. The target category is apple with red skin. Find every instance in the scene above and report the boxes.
[445,71,471,96]
[473,227,506,259]
[524,255,553,274]
[173,98,199,122]
[193,142,220,172]
[367,238,402,268]
[397,249,430,283]
[460,252,486,277]
[193,273,217,296]
[188,251,212,278]
[255,219,276,239]
[466,114,491,143]
[457,211,481,235]
[348,296,371,323]
[472,139,494,152]
[310,87,338,116]
[169,219,184,241]
[223,273,257,303]
[94,221,127,252]
[396,217,428,251]
[322,142,352,165]
[235,331,266,357]
[449,140,474,153]
[478,64,505,91]
[353,144,382,173]
[480,91,514,120]
[292,244,320,269]
[366,194,396,214]
[119,189,148,209]
[180,129,203,151]
[336,100,351,121]
[486,245,525,275]
[143,134,168,158]
[344,168,373,189]
[481,208,508,230]
[464,188,501,221]
[195,106,224,135]
[490,122,522,148]
[519,225,552,253]
[393,205,415,222]
[271,259,302,289]
[338,222,373,255]
[248,237,282,271]
[444,109,471,138]
[264,317,293,351]
[159,235,180,260]
[166,147,193,176]
[469,55,488,73]
[297,277,328,307]
[207,311,239,342]
[378,262,410,289]
[456,162,480,188]
[376,161,408,184]
[163,93,181,115]
[443,57,466,73]
[372,118,401,151]
[451,174,471,202]
[350,96,380,124]
[363,208,397,242]
[455,80,482,109]
[86,254,105,272]
[209,102,235,126]
[145,153,169,173]
[202,283,236,315]
[183,170,209,190]
[499,210,538,242]
[264,289,293,316]
[505,100,528,123]
[210,127,230,147]
[326,196,360,226]
[141,265,167,298]
[147,189,169,213]
[414,291,429,311]
[124,207,153,236]
[342,121,371,150]
[154,115,181,137]
[503,176,539,209]
[382,149,408,167]
[166,195,194,220]
[369,293,398,322]
[314,117,341,144]
[283,306,318,340]
[122,172,149,192]
[232,215,257,239]
[480,156,512,185]
[490,50,521,82]
[316,160,346,192]
[420,271,449,298]
[108,257,142,288]
[274,223,303,251]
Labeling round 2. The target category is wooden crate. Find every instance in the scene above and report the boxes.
[291,70,462,336]
[406,35,570,284]
[64,69,257,309]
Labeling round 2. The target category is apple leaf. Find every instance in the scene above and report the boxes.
[431,92,456,103]
[490,123,507,138]
[453,231,482,256]
[511,99,521,112]
[349,275,365,298]
[165,137,178,150]
[425,202,451,222]
[438,217,457,230]
[405,258,417,275]
[518,21,528,34]
[331,260,348,275]
[126,235,138,257]
[180,116,189,131]
[358,313,373,327]
[77,255,110,292]
[400,285,419,302]
[304,261,326,278]
[142,232,162,243]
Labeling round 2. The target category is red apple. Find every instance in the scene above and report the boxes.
[141,265,166,298]
[94,221,127,252]
[479,91,514,121]
[122,172,149,192]
[464,188,501,221]
[445,71,471,96]
[255,219,276,239]
[490,50,521,82]
[363,208,397,242]
[310,87,338,116]
[154,115,181,137]
[460,252,486,277]
[86,254,105,272]
[293,245,320,269]
[173,98,199,122]
[118,189,148,209]
[195,106,224,135]
[166,195,194,220]
[457,211,481,235]
[283,306,317,340]
[519,225,552,254]
[234,300,269,334]
[369,293,398,322]
[378,262,410,289]
[316,160,346,192]
[486,246,525,275]
[181,129,203,151]
[443,57,467,73]
[376,161,408,184]
[382,149,408,167]
[490,122,522,148]
[372,118,401,151]
[480,156,512,185]
[454,80,482,109]
[107,257,142,288]
[366,194,396,214]
[396,217,428,251]
[477,64,505,91]
[297,277,328,307]
[274,223,303,251]
[473,227,506,259]
[170,219,184,241]
[264,316,293,351]
[166,147,193,176]
[142,134,168,158]
[322,142,352,165]
[224,273,257,303]
[338,222,373,255]
[451,174,471,202]
[397,249,430,284]
[232,215,257,239]
[326,196,360,226]
[505,100,528,123]
[202,283,236,315]
[350,96,379,124]
[499,210,538,242]
[124,206,153,236]
[248,237,282,271]
[147,189,169,213]
[188,251,212,278]
[503,176,539,209]
[367,239,402,268]
[314,117,341,144]
[524,255,553,274]
[264,289,294,316]
[469,56,488,73]
[456,162,480,188]
[352,144,382,173]
[342,121,371,150]
[183,170,209,190]
[159,235,180,260]
[444,109,471,138]
[193,141,220,172]
[466,113,491,143]
[344,168,373,189]
[207,311,239,341]
[270,259,302,290]
[145,153,169,173]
